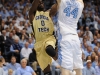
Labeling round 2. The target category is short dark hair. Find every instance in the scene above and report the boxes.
[11,56,16,60]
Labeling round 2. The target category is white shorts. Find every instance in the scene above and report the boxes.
[58,34,83,70]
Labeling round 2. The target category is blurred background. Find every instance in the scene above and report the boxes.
[0,0,100,75]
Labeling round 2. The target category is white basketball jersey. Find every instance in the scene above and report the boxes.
[57,0,84,35]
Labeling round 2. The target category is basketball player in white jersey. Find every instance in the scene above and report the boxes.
[57,0,84,75]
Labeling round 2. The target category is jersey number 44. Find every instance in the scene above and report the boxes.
[64,6,78,19]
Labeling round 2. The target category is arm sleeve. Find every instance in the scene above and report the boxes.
[10,45,15,52]
[83,68,86,75]
[30,66,34,73]
[93,68,96,75]
[16,69,21,75]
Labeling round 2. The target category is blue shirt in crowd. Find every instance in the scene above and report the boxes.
[84,51,92,57]
[6,63,21,71]
[95,66,100,75]
[16,66,34,75]
[83,66,96,75]
[28,43,34,49]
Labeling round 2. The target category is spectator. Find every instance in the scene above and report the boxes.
[10,37,22,63]
[0,30,8,54]
[6,32,14,49]
[95,59,100,75]
[84,26,93,42]
[6,56,20,71]
[20,42,32,60]
[8,69,15,75]
[16,59,36,75]
[94,46,99,55]
[12,30,19,40]
[28,38,34,49]
[84,46,92,57]
[83,60,96,75]
[29,49,37,72]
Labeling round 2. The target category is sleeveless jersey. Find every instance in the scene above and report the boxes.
[57,0,84,35]
[32,11,54,42]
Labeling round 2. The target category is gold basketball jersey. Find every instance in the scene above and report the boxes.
[32,11,54,42]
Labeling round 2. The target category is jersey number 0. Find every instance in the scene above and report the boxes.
[64,6,78,19]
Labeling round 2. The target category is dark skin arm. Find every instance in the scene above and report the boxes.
[29,0,40,24]
[49,1,58,17]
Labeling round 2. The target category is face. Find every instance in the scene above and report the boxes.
[21,60,27,68]
[29,39,32,43]
[37,1,44,11]
[91,52,96,57]
[15,39,19,44]
[87,62,92,68]
[25,43,29,48]
[2,30,6,36]
[87,46,92,52]
[87,56,91,60]
[9,33,13,38]
[11,57,16,64]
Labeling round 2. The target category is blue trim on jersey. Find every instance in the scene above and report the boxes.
[57,22,62,66]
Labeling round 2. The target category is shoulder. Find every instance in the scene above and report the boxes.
[28,48,32,50]
[16,63,21,66]
[26,66,31,68]
[17,67,21,71]
[91,67,95,70]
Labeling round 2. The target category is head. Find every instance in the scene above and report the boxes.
[8,69,13,75]
[21,59,27,68]
[37,1,44,11]
[91,52,96,62]
[2,30,6,36]
[9,32,13,38]
[86,27,89,31]
[86,55,91,61]
[28,38,32,44]
[11,56,16,64]
[94,46,98,54]
[14,37,19,44]
[87,46,92,52]
[86,60,92,68]
[25,42,29,48]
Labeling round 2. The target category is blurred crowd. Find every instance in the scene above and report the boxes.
[0,0,100,75]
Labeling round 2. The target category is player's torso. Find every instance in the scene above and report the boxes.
[33,11,54,42]
[58,0,84,35]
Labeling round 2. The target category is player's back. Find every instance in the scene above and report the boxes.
[58,0,84,35]
[33,11,54,42]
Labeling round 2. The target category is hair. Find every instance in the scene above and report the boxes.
[20,58,27,63]
[8,69,13,73]
[86,55,91,61]
[91,52,96,62]
[11,56,16,60]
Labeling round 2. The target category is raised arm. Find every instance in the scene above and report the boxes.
[49,1,58,17]
[29,0,40,24]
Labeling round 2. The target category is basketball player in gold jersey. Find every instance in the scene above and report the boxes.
[29,0,58,75]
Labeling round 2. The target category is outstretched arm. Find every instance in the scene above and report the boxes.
[49,1,58,17]
[29,0,40,24]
